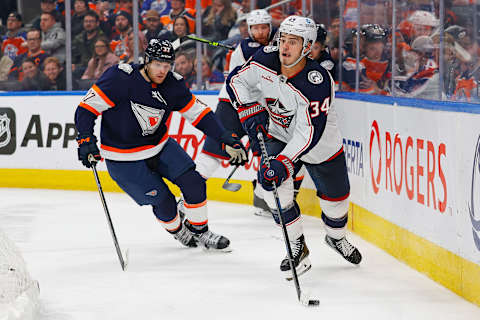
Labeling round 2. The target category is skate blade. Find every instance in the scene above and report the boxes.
[284,257,311,281]
[201,246,233,253]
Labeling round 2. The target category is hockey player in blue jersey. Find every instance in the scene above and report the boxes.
[74,39,247,251]
[227,16,362,279]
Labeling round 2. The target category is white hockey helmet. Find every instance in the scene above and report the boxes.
[278,16,317,67]
[408,10,439,27]
[247,9,272,40]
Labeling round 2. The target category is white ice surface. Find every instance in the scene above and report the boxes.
[1,188,479,320]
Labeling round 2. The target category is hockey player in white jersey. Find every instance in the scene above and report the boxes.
[227,16,362,278]
[195,9,273,178]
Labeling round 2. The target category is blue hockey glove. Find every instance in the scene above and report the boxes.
[237,102,268,154]
[77,134,101,168]
[221,131,248,166]
[260,155,294,191]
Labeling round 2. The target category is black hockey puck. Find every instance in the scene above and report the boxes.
[308,299,320,306]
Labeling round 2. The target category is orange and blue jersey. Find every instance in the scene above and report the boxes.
[1,32,27,60]
[74,63,225,161]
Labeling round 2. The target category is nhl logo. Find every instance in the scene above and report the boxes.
[0,113,12,148]
[308,71,323,84]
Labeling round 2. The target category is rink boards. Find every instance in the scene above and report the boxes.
[0,91,479,307]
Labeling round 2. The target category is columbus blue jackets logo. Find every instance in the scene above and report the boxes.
[470,135,480,251]
[266,99,294,128]
[130,102,165,136]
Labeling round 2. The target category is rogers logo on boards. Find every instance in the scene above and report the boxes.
[469,135,480,251]
[369,120,447,213]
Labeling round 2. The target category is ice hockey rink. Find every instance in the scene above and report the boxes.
[1,188,480,320]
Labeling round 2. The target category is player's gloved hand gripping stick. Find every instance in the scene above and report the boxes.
[257,131,319,307]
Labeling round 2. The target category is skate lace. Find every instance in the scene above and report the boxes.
[337,238,355,256]
[197,230,221,246]
[291,238,303,258]
[175,227,193,245]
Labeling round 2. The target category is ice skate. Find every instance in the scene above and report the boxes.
[252,180,273,218]
[172,223,197,247]
[325,235,362,265]
[280,235,311,280]
[185,221,232,252]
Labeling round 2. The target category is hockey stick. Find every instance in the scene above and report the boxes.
[263,0,295,11]
[185,35,236,50]
[222,165,241,192]
[256,132,319,307]
[89,155,128,271]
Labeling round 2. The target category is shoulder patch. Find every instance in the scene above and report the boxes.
[248,42,260,48]
[308,70,323,85]
[263,45,278,53]
[320,60,334,71]
[172,71,183,80]
[118,63,133,74]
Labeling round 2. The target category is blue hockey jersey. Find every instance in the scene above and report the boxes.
[75,63,223,161]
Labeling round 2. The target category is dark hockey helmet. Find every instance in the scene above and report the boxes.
[316,24,327,45]
[145,39,175,64]
[361,24,388,42]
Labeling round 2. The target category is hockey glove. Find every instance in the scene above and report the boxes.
[221,131,248,166]
[237,102,268,154]
[260,155,294,191]
[77,134,101,168]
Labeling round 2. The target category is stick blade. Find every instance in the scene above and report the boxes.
[222,182,242,192]
[300,291,320,307]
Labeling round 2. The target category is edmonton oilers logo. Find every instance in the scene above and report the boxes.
[470,134,480,251]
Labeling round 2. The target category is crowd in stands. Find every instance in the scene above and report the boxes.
[0,0,479,103]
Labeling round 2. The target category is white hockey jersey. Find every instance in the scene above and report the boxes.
[226,46,343,164]
[218,38,264,101]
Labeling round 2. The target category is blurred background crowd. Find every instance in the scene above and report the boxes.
[0,0,479,103]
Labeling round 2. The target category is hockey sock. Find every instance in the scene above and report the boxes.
[195,152,222,179]
[153,193,181,233]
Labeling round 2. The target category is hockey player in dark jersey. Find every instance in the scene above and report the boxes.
[227,16,362,279]
[74,39,247,252]
[311,23,337,81]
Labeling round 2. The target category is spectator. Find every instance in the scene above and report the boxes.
[116,0,133,13]
[174,50,195,87]
[82,37,119,80]
[120,30,147,64]
[160,16,194,51]
[30,0,61,31]
[16,57,51,91]
[160,0,196,33]
[1,12,27,61]
[359,24,389,94]
[141,0,171,18]
[9,29,50,81]
[394,36,443,100]
[110,10,132,58]
[142,9,165,43]
[72,0,90,38]
[0,44,14,81]
[43,56,65,90]
[72,11,105,79]
[192,55,224,90]
[202,0,237,41]
[40,11,66,63]
[95,0,115,37]
[398,10,438,46]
